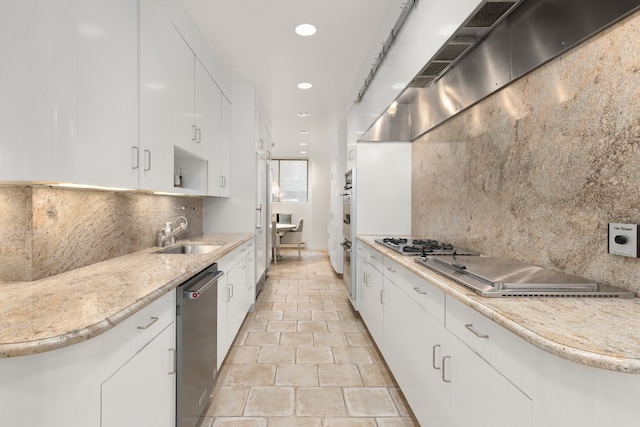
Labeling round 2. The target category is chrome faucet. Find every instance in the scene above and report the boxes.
[156,216,189,247]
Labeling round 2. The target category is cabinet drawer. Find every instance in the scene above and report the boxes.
[124,291,175,352]
[366,247,384,273]
[445,296,539,396]
[384,256,445,324]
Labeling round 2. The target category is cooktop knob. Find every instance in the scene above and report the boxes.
[614,235,628,244]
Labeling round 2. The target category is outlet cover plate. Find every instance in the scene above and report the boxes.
[608,223,639,257]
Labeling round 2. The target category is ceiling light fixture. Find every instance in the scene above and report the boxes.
[300,151,308,154]
[297,82,312,90]
[298,130,309,134]
[299,142,308,146]
[298,112,310,117]
[295,24,316,36]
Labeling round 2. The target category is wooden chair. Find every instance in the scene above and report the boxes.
[280,218,303,258]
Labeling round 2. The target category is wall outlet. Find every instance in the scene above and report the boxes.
[608,223,640,257]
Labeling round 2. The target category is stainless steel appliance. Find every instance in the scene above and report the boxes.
[341,170,353,299]
[416,255,634,298]
[176,263,224,427]
[375,237,478,256]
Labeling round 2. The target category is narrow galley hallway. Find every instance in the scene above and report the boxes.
[204,250,419,427]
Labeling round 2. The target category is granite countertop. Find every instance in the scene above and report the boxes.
[0,233,253,358]
[359,236,640,374]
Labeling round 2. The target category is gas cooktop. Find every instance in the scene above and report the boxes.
[375,237,478,256]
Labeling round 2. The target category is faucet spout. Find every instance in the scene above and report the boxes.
[156,216,189,247]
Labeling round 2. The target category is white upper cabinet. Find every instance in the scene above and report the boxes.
[75,0,138,189]
[139,0,182,192]
[0,0,79,183]
[209,95,231,197]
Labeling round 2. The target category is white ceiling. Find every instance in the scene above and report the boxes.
[181,0,397,156]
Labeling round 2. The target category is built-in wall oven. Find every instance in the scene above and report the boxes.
[341,170,353,299]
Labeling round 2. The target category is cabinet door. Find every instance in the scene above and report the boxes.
[194,59,219,161]
[101,323,176,427]
[171,34,196,154]
[227,255,249,345]
[139,0,180,192]
[358,260,384,344]
[75,0,138,189]
[217,272,229,371]
[443,333,532,427]
[209,94,231,197]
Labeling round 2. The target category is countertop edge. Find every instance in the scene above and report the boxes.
[0,234,253,358]
[358,236,640,374]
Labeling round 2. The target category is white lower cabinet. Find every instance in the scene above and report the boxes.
[0,291,175,427]
[101,323,176,427]
[217,243,254,370]
[356,244,384,344]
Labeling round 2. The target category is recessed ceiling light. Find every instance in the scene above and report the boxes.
[298,112,310,117]
[300,151,308,154]
[298,130,309,134]
[297,82,312,90]
[299,142,308,146]
[295,24,316,36]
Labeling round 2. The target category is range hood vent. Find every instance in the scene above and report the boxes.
[359,0,640,142]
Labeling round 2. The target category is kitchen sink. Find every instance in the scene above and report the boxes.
[155,244,221,255]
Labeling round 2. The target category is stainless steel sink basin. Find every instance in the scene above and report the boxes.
[155,244,221,255]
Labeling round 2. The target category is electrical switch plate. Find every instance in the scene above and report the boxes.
[608,223,640,257]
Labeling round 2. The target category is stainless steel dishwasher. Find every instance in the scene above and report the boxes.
[176,263,224,427]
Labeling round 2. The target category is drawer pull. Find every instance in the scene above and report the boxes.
[432,344,441,369]
[442,356,452,383]
[168,348,176,375]
[413,286,427,295]
[386,267,396,273]
[137,316,159,330]
[465,323,489,339]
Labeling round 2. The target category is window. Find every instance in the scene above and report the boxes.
[271,159,308,202]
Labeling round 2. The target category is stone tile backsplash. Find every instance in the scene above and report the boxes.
[411,11,640,294]
[0,186,203,281]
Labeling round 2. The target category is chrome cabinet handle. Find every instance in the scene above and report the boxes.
[364,272,370,286]
[137,316,159,330]
[229,283,234,298]
[370,255,378,260]
[132,146,139,170]
[442,356,452,383]
[380,289,387,304]
[413,286,427,295]
[168,349,176,375]
[387,267,396,273]
[143,150,151,171]
[192,124,197,141]
[465,324,489,339]
[224,287,230,302]
[196,127,201,143]
[432,344,441,369]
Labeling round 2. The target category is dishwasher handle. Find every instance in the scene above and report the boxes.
[184,270,224,300]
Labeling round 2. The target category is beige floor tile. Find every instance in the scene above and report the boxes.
[317,364,364,386]
[343,387,399,417]
[320,289,344,296]
[313,332,348,346]
[225,346,260,364]
[286,294,311,302]
[244,387,295,416]
[326,320,360,333]
[324,302,352,311]
[283,310,312,321]
[333,347,374,364]
[388,387,415,418]
[256,346,296,364]
[322,418,377,427]
[266,320,297,332]
[297,346,335,363]
[232,332,248,346]
[337,310,358,321]
[311,310,341,321]
[211,417,268,427]
[279,331,314,346]
[297,320,328,332]
[296,387,348,417]
[358,364,396,386]
[309,295,335,303]
[345,332,374,347]
[254,310,284,321]
[227,364,276,386]
[275,364,319,386]
[206,386,250,416]
[258,294,287,303]
[241,320,268,332]
[275,289,299,295]
[297,302,327,311]
[271,302,298,311]
[268,417,322,427]
[252,302,273,311]
[298,289,321,296]
[244,331,280,346]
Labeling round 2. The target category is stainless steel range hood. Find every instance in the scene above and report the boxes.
[359,0,640,142]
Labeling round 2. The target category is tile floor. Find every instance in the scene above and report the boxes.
[202,249,419,427]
